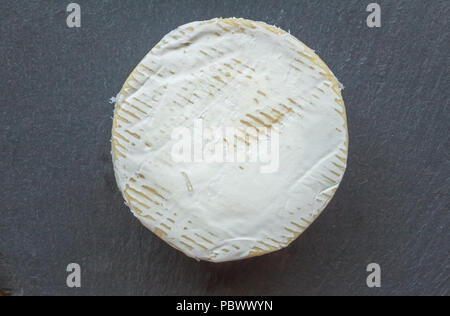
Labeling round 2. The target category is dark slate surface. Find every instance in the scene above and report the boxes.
[0,0,449,296]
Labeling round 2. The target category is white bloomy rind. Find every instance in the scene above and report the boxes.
[112,18,348,262]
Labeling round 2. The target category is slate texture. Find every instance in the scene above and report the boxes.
[0,0,449,296]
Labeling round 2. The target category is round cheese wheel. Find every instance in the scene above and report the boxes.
[112,18,348,262]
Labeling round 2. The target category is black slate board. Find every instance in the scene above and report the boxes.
[0,0,449,296]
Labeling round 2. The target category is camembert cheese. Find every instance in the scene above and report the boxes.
[112,18,348,262]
